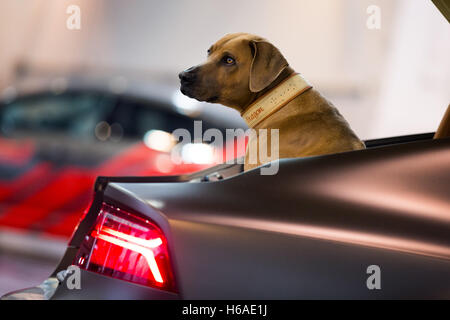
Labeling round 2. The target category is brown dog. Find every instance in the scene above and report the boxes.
[179,33,365,170]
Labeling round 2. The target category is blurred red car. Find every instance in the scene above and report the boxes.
[0,76,247,237]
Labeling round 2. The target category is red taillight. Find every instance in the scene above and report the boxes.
[74,202,176,292]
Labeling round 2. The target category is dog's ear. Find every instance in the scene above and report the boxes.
[249,40,288,92]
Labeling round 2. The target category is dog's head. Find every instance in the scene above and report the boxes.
[179,33,289,111]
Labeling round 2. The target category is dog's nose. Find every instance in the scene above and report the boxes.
[178,66,197,82]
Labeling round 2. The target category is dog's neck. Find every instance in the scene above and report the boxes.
[240,67,312,128]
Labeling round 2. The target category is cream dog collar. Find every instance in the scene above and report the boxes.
[242,73,312,128]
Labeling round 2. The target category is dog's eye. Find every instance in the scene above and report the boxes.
[222,56,235,65]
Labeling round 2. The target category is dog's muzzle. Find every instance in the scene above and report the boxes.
[178,66,198,85]
[178,66,199,98]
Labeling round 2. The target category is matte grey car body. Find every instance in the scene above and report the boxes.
[3,133,450,299]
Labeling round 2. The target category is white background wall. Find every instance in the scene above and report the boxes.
[0,0,449,139]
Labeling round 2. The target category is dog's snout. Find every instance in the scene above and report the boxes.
[185,66,197,73]
[178,66,198,82]
[178,71,193,82]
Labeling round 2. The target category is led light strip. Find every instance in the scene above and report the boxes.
[102,228,163,248]
[93,227,164,283]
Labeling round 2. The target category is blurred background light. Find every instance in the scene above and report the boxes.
[181,143,215,164]
[171,90,202,116]
[143,129,176,152]
[94,121,111,141]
